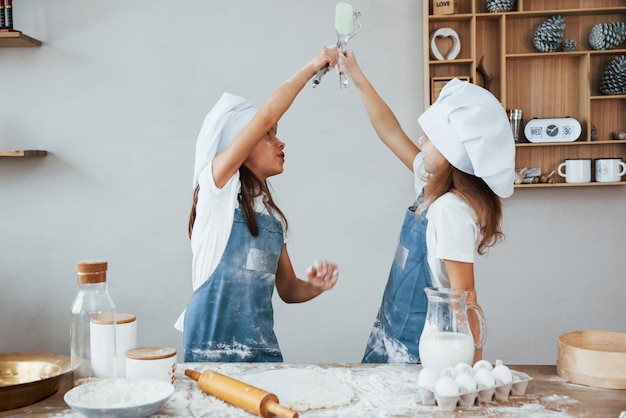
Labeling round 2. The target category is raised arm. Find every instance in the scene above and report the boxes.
[212,46,339,187]
[339,50,419,171]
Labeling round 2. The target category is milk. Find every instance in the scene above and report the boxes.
[419,331,475,372]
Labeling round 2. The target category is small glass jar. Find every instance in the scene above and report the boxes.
[70,260,116,386]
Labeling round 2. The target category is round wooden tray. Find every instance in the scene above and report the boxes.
[0,352,72,411]
[557,330,626,390]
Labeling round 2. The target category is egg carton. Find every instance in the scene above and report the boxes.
[418,370,533,411]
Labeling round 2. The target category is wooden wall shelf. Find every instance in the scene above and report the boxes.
[0,31,42,47]
[0,150,47,157]
[516,181,625,189]
[423,0,626,188]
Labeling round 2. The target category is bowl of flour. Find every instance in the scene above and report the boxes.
[64,378,174,417]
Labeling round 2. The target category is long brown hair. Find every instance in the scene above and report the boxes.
[188,165,288,238]
[420,163,504,254]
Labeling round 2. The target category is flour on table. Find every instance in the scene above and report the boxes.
[239,368,357,411]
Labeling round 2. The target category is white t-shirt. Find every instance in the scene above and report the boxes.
[175,160,287,331]
[412,153,479,288]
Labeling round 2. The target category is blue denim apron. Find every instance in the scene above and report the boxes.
[183,202,284,362]
[362,196,432,363]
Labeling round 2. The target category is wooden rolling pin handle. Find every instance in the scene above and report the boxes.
[185,369,201,381]
[264,399,299,418]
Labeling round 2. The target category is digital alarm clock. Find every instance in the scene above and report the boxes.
[524,117,582,143]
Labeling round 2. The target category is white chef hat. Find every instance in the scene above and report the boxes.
[192,92,257,189]
[417,79,516,198]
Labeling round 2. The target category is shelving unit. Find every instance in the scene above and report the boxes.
[423,0,626,188]
[0,30,41,47]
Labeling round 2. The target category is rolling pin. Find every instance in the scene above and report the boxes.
[185,369,298,418]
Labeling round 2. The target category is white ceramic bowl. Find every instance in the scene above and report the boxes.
[64,378,174,418]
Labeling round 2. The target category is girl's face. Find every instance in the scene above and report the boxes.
[244,125,285,180]
[419,135,448,174]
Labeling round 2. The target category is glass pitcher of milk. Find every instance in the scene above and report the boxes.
[418,287,486,372]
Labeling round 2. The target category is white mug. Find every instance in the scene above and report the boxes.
[594,158,626,182]
[126,346,177,384]
[557,159,591,183]
[90,313,137,378]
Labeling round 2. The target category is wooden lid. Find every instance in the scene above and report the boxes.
[125,346,177,360]
[90,312,136,325]
[76,261,108,284]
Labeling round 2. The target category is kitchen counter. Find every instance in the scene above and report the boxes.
[2,364,625,417]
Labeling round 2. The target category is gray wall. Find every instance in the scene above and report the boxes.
[1,0,624,365]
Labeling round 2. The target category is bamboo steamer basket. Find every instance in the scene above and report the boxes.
[557,330,626,389]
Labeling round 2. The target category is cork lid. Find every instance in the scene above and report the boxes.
[90,312,136,325]
[125,346,177,361]
[76,260,108,284]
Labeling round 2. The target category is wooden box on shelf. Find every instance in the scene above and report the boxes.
[423,0,626,188]
[431,76,470,103]
[432,0,457,15]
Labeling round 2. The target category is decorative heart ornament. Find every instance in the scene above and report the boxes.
[430,28,461,61]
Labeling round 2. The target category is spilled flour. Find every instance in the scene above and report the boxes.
[238,368,356,410]
[52,364,584,417]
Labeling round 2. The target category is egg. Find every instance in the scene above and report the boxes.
[418,367,439,389]
[455,371,477,392]
[472,359,493,371]
[473,367,496,388]
[454,362,473,375]
[439,366,458,378]
[435,376,459,397]
[492,360,513,384]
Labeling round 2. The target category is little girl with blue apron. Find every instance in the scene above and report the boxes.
[178,47,341,363]
[361,78,516,364]
[177,93,286,362]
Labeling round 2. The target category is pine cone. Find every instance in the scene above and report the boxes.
[485,0,514,13]
[589,22,626,50]
[600,55,626,95]
[562,39,578,52]
[533,15,566,53]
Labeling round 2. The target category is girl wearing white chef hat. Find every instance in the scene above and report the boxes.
[339,51,515,364]
[176,46,341,363]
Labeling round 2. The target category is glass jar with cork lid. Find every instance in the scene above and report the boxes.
[70,260,116,386]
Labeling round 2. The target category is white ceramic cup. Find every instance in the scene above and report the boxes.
[125,346,177,384]
[594,158,626,182]
[90,313,137,378]
[557,159,591,183]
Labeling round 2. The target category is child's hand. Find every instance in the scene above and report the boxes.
[312,45,339,73]
[306,260,339,290]
[338,49,359,79]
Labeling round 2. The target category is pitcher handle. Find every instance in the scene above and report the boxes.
[467,302,487,349]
